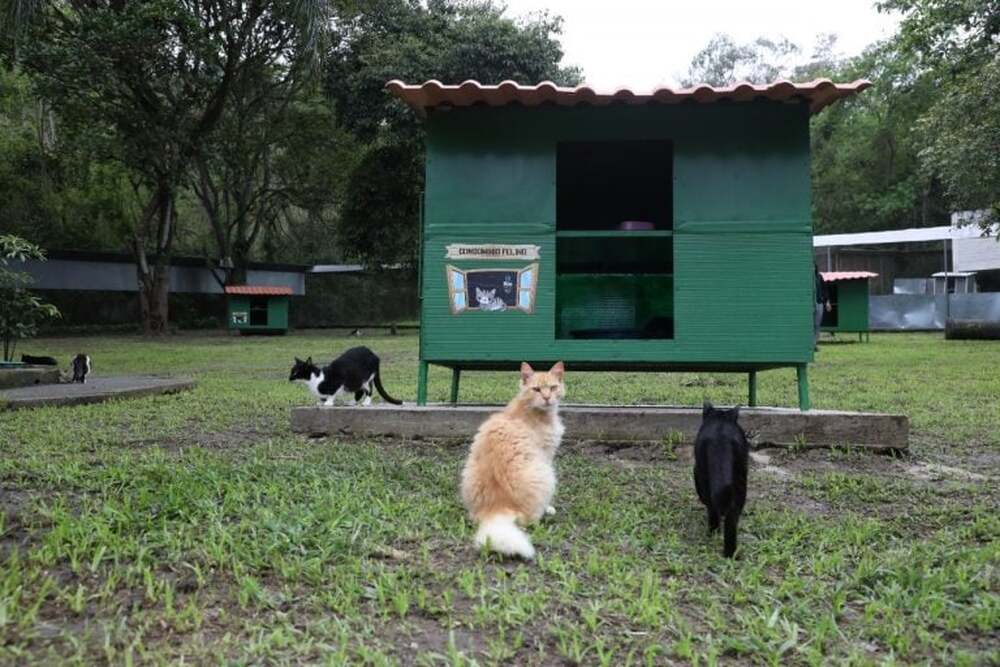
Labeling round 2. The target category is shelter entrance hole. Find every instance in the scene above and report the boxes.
[249,297,269,326]
[554,140,675,340]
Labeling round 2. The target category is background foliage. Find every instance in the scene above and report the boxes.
[0,0,997,325]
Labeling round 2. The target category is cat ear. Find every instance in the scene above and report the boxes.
[306,356,312,365]
[703,401,713,417]
[294,357,302,364]
[520,362,534,383]
[730,406,741,421]
[549,361,565,380]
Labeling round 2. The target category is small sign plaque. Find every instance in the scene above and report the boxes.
[445,244,540,261]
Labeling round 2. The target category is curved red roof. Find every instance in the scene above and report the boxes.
[385,78,872,116]
[224,285,293,296]
[821,271,879,282]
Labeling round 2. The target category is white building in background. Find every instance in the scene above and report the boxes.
[951,210,1000,274]
[813,211,1000,329]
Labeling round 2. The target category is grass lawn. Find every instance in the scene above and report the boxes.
[1,331,997,665]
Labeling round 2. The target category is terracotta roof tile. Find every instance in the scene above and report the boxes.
[223,285,293,296]
[386,78,872,116]
[821,271,879,282]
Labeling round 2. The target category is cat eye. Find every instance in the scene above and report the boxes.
[549,385,559,390]
[532,387,542,392]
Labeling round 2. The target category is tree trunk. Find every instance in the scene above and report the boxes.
[228,265,248,286]
[134,183,175,335]
[138,267,170,335]
[227,242,251,286]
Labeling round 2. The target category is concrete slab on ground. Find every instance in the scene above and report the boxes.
[0,376,196,410]
[0,367,61,390]
[291,404,909,451]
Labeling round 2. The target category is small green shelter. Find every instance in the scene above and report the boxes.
[820,271,877,342]
[225,285,292,335]
[388,79,871,410]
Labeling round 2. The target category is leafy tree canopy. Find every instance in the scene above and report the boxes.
[327,0,580,268]
[879,0,999,226]
[326,0,581,142]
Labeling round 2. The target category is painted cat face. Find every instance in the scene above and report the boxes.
[475,287,496,305]
[519,362,565,410]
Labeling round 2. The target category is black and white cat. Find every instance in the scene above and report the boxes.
[21,354,58,366]
[71,354,91,383]
[289,346,402,407]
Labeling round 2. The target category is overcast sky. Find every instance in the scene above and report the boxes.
[499,0,902,89]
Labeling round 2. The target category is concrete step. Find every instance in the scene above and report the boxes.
[291,403,908,451]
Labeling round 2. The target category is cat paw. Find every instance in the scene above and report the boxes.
[545,505,556,516]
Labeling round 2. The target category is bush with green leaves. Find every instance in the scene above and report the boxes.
[0,234,60,362]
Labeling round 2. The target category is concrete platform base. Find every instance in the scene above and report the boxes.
[291,404,909,451]
[0,367,61,390]
[0,376,196,410]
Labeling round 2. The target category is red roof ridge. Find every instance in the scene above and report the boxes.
[385,78,872,115]
[821,271,879,282]
[223,285,293,296]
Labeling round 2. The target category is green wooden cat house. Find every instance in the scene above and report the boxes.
[820,271,877,342]
[387,78,871,410]
[224,285,291,335]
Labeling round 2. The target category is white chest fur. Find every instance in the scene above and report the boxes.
[306,371,326,398]
[540,412,565,459]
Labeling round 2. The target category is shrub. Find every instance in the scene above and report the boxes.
[0,235,61,361]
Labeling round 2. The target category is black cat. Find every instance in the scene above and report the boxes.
[21,354,58,366]
[693,402,749,558]
[71,354,91,383]
[289,346,402,406]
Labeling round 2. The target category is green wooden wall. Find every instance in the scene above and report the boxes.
[420,102,815,368]
[227,295,289,332]
[822,280,870,333]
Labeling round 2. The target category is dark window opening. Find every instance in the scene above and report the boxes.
[249,297,269,326]
[557,140,673,232]
[555,140,674,340]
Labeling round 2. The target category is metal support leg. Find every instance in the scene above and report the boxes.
[748,371,758,407]
[796,364,811,412]
[417,360,429,406]
[449,367,461,404]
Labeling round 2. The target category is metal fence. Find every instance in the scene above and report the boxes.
[870,293,1000,330]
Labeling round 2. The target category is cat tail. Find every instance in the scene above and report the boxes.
[475,513,535,560]
[373,366,403,405]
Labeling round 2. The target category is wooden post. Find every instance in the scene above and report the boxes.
[796,364,811,411]
[748,371,758,407]
[417,360,429,406]
[449,368,461,404]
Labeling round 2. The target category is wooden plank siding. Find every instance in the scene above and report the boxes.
[420,101,815,369]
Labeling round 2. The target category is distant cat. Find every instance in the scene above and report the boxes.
[693,402,749,558]
[461,362,566,559]
[289,346,402,407]
[21,354,58,366]
[475,287,506,311]
[71,354,91,383]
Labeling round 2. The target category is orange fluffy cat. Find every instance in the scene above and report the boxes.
[460,361,566,560]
